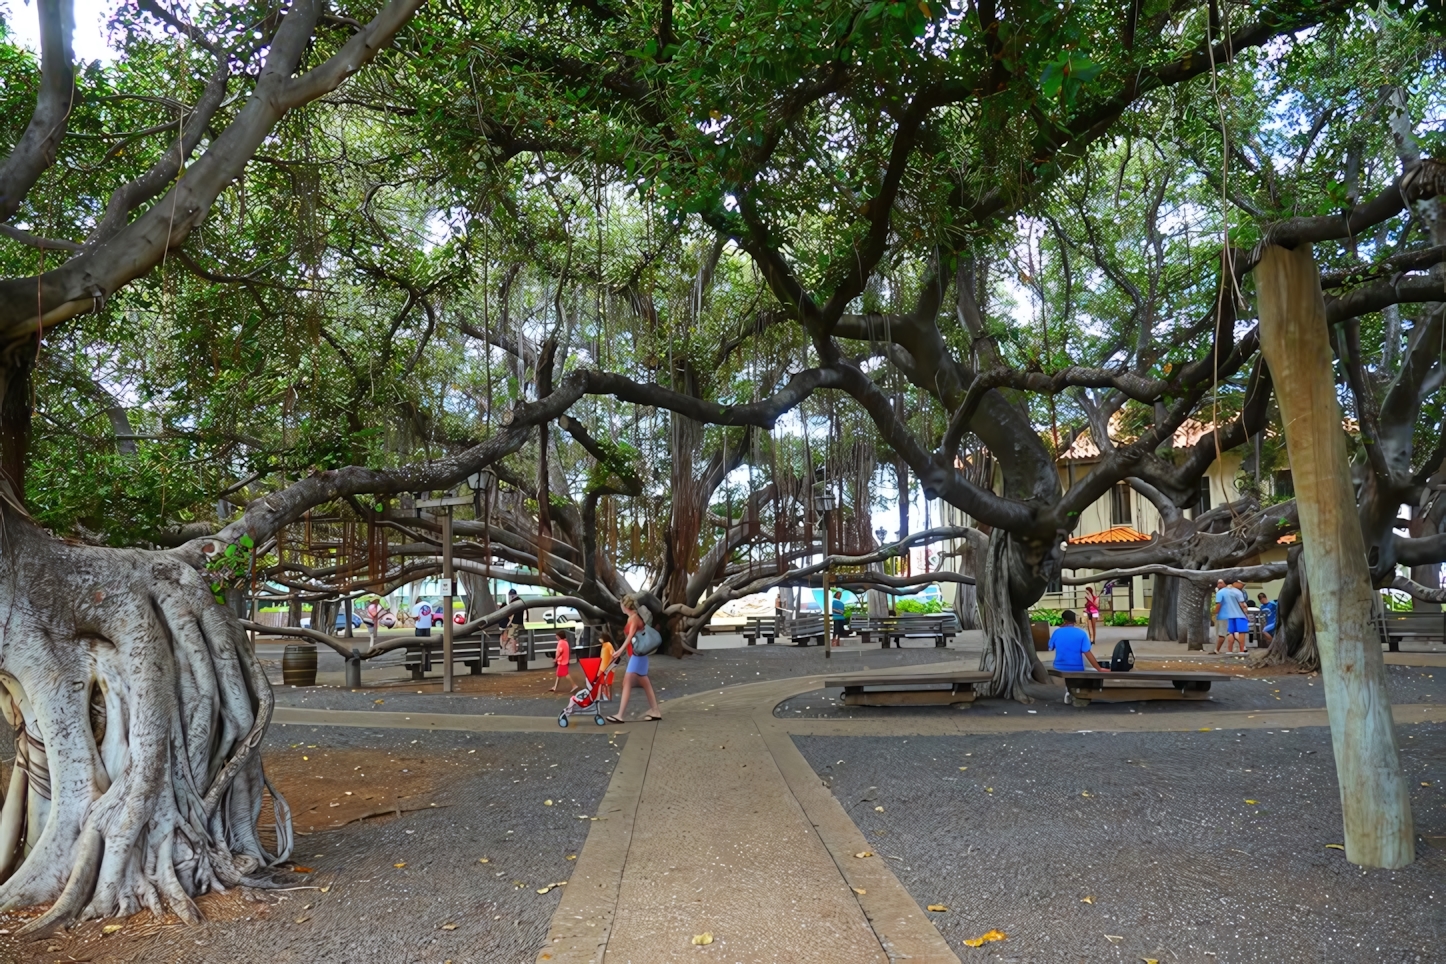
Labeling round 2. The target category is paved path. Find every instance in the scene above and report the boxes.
[264,651,1446,964]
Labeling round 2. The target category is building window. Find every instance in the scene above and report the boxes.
[1110,482,1133,526]
[1195,477,1211,515]
[1047,570,1062,593]
[1273,470,1294,499]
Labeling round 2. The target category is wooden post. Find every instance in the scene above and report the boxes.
[1255,243,1414,868]
[442,508,454,694]
[822,506,831,660]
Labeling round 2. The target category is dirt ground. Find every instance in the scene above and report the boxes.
[348,666,582,699]
[0,741,490,962]
[1133,656,1317,679]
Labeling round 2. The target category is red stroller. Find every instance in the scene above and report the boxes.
[558,644,627,728]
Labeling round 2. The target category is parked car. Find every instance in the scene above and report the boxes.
[540,606,580,626]
[298,611,363,631]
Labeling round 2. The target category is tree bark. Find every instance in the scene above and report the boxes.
[1146,573,1178,640]
[975,530,1048,699]
[1256,242,1413,869]
[0,508,289,930]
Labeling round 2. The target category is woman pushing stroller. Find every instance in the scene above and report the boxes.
[606,595,662,723]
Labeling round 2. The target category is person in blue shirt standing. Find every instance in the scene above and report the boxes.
[1050,610,1111,672]
[1256,592,1278,647]
[830,590,847,647]
[1215,578,1249,654]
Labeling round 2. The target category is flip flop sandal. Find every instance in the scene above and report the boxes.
[605,715,624,724]
[643,713,662,721]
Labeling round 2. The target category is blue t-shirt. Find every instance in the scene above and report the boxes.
[831,598,845,618]
[1260,600,1278,631]
[1050,625,1093,671]
[1216,587,1246,620]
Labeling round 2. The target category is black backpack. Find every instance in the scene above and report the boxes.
[1109,639,1135,672]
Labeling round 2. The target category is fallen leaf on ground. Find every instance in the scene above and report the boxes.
[373,699,384,704]
[874,806,885,812]
[478,858,490,864]
[537,886,553,894]
[854,852,873,858]
[1245,799,1258,805]
[1105,935,1123,943]
[441,923,458,930]
[1142,959,1159,963]
[1081,791,1092,798]
[1197,727,1211,732]
[691,932,713,946]
[101,924,122,935]
[853,888,866,895]
[294,917,310,924]
[292,866,313,873]
[927,904,948,912]
[320,886,330,893]
[1081,896,1093,904]
[394,862,407,869]
[1325,843,1345,850]
[566,855,577,860]
[962,929,1005,947]
[544,800,554,806]
[959,766,968,770]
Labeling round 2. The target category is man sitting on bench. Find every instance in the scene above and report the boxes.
[1050,610,1110,673]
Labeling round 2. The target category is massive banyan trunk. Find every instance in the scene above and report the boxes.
[1146,574,1179,641]
[1177,578,1212,650]
[975,530,1049,700]
[0,507,290,932]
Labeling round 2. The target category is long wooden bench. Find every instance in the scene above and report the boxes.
[406,628,560,677]
[825,671,993,706]
[1378,611,1446,652]
[742,616,780,645]
[403,638,484,679]
[788,615,827,646]
[846,615,956,648]
[1049,668,1232,707]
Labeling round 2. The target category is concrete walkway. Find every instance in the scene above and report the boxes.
[265,650,1446,964]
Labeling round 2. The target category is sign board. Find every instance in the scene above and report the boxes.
[416,495,473,509]
[438,579,457,596]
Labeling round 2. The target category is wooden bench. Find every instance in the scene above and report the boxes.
[825,671,993,706]
[846,615,955,648]
[788,615,827,646]
[404,638,484,679]
[1378,611,1446,652]
[1049,669,1233,707]
[742,616,780,645]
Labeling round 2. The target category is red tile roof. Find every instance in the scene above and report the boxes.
[1068,526,1152,545]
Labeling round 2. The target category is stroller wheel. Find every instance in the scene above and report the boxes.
[594,714,607,726]
[558,713,569,728]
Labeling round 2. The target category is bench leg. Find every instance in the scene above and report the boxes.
[747,637,755,646]
[470,660,482,676]
[410,666,423,681]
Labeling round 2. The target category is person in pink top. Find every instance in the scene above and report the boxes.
[1083,586,1101,643]
[550,630,585,693]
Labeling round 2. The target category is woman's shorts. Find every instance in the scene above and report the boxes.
[627,654,649,676]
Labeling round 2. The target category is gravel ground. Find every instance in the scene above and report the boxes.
[796,724,1445,963]
[775,662,1446,719]
[0,727,620,964]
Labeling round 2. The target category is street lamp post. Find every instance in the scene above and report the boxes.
[418,491,473,693]
[813,489,838,659]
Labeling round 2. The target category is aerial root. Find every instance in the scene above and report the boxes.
[18,827,102,935]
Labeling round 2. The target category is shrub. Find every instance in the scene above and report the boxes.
[1030,608,1064,626]
[895,598,944,614]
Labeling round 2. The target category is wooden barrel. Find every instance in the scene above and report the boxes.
[282,644,318,686]
[1030,621,1051,652]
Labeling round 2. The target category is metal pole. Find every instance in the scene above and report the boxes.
[823,507,830,660]
[443,507,455,694]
